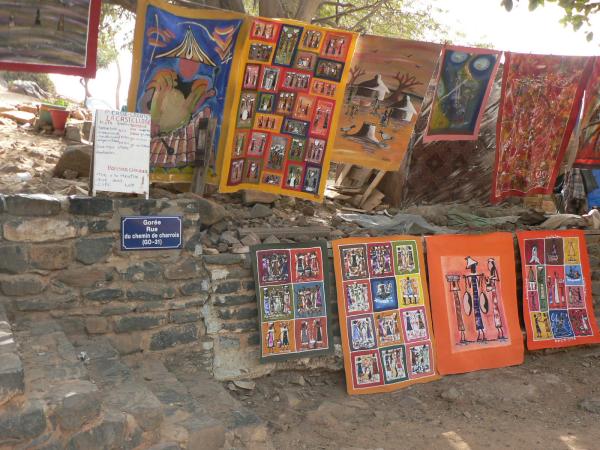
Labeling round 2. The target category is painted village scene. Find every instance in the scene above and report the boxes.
[1,0,600,449]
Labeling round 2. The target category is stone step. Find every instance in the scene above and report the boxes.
[0,303,24,406]
[70,336,165,442]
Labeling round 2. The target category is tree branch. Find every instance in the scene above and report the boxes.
[311,0,385,23]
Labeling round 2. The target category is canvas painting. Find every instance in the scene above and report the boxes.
[491,53,591,203]
[128,0,245,183]
[0,0,101,77]
[333,236,439,395]
[425,233,524,375]
[517,230,600,350]
[331,35,441,170]
[252,242,333,362]
[219,17,357,202]
[423,45,500,143]
[574,57,600,169]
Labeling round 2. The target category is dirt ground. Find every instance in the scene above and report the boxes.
[224,345,600,450]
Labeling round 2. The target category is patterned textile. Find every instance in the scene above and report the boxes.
[517,230,600,350]
[0,0,101,77]
[423,45,500,143]
[574,57,600,169]
[332,236,439,395]
[331,35,441,170]
[219,18,358,201]
[425,233,524,375]
[491,53,591,203]
[128,0,244,182]
[252,242,333,362]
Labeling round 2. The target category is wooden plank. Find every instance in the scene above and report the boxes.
[238,226,332,238]
[335,164,352,186]
[347,166,372,187]
[361,189,385,212]
[359,169,386,208]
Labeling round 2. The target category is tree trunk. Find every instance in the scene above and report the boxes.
[115,57,122,110]
[80,78,91,103]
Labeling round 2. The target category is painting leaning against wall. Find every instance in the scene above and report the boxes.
[0,0,101,77]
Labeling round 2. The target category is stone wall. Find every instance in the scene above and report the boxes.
[1,194,599,382]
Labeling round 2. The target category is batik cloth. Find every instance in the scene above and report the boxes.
[219,18,358,201]
[332,236,439,395]
[252,242,333,362]
[422,45,500,143]
[0,0,101,77]
[128,0,245,183]
[517,230,600,350]
[574,57,600,169]
[330,35,441,170]
[425,233,524,375]
[491,53,591,203]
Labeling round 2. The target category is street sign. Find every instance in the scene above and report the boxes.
[121,216,183,250]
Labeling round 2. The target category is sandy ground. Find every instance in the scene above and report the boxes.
[222,345,600,450]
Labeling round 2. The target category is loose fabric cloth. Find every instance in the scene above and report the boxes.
[425,233,524,375]
[423,45,500,143]
[251,242,333,362]
[516,230,600,350]
[331,35,441,170]
[0,0,101,77]
[332,236,439,395]
[574,57,600,169]
[491,53,591,203]
[219,17,358,202]
[128,0,245,182]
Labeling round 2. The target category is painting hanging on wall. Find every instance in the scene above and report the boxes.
[252,242,333,362]
[332,236,439,395]
[330,35,441,171]
[491,53,591,203]
[422,45,500,143]
[425,233,523,375]
[219,17,358,202]
[574,57,600,169]
[128,0,246,183]
[516,230,600,350]
[0,0,101,77]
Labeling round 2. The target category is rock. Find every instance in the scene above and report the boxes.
[55,268,108,288]
[30,244,72,270]
[3,218,86,242]
[220,230,241,246]
[580,398,600,414]
[63,169,79,179]
[204,247,219,255]
[69,197,113,216]
[234,380,256,390]
[65,124,82,142]
[114,315,166,333]
[0,275,46,296]
[240,232,261,247]
[53,144,92,178]
[242,190,279,205]
[195,197,228,226]
[75,237,113,265]
[440,387,460,402]
[54,381,100,431]
[227,382,237,391]
[286,392,302,408]
[8,80,48,99]
[292,375,306,386]
[4,194,61,216]
[0,244,29,274]
[0,110,35,124]
[0,353,24,405]
[263,235,280,244]
[164,259,199,280]
[302,205,315,216]
[232,245,250,254]
[250,203,271,219]
[0,400,46,444]
[149,324,198,351]
[296,216,309,227]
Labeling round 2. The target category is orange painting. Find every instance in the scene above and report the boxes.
[331,35,441,171]
[425,233,524,375]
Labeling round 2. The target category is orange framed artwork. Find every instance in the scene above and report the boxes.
[425,233,524,375]
[516,230,600,350]
[332,236,439,395]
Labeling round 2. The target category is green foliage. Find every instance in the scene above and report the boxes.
[1,71,56,94]
[97,4,134,70]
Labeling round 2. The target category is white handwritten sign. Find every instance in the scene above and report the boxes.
[92,110,151,197]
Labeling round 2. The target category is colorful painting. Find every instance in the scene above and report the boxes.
[574,57,600,169]
[517,230,600,350]
[333,236,439,395]
[491,53,591,203]
[252,242,333,362]
[128,0,245,183]
[425,233,524,375]
[0,0,101,77]
[423,45,500,143]
[331,35,441,170]
[219,17,357,202]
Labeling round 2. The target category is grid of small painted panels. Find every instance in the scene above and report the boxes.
[520,233,600,348]
[254,244,331,361]
[335,238,437,394]
[225,18,354,198]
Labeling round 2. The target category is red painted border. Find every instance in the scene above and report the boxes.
[0,0,101,78]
